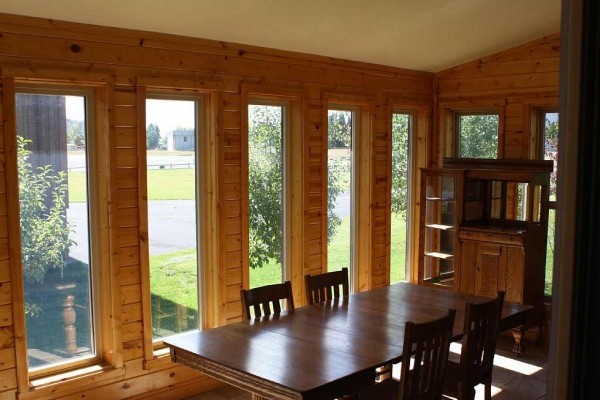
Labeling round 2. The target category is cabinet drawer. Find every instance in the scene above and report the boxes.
[459,228,524,246]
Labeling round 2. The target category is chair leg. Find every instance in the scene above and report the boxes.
[458,386,476,400]
[484,377,493,400]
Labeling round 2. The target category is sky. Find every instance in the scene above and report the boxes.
[66,96,196,134]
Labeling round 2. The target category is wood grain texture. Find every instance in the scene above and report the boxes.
[166,283,530,400]
[0,11,559,400]
[436,34,560,160]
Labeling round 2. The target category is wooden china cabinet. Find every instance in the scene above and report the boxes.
[418,158,553,350]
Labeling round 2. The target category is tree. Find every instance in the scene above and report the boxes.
[17,136,74,286]
[328,110,352,148]
[458,115,499,158]
[544,118,559,197]
[248,106,284,269]
[67,119,85,147]
[391,114,410,217]
[147,123,161,149]
[247,106,346,270]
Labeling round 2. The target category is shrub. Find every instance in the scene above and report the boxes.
[17,136,74,286]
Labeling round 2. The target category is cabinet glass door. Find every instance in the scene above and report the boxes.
[422,173,457,288]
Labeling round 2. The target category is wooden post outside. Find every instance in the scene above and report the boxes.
[63,294,77,354]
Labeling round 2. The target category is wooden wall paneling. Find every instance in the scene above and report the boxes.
[0,30,433,97]
[239,90,249,303]
[133,85,155,366]
[371,102,390,289]
[436,34,560,164]
[287,97,305,304]
[201,91,221,329]
[356,104,373,292]
[2,77,28,392]
[0,12,432,81]
[221,89,243,324]
[0,12,439,400]
[112,85,140,365]
[302,93,324,280]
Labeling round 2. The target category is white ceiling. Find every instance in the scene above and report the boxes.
[0,0,561,72]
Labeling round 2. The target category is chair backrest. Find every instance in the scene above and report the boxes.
[398,309,456,400]
[240,281,295,320]
[304,267,349,305]
[459,291,505,383]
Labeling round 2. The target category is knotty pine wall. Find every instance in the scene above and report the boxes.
[435,33,560,161]
[0,13,432,400]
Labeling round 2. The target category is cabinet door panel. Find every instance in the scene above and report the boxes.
[459,240,477,294]
[475,244,504,298]
[505,246,525,302]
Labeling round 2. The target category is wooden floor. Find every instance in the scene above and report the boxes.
[185,336,548,400]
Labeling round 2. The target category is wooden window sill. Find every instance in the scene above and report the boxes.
[144,347,173,370]
[21,365,125,399]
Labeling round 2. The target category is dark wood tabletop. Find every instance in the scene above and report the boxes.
[165,282,531,400]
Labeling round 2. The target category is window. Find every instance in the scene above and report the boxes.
[327,108,354,275]
[457,113,499,158]
[390,113,412,283]
[15,90,101,372]
[540,110,559,296]
[247,103,286,288]
[146,98,201,341]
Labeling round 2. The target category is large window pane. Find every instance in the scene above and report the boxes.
[146,99,199,340]
[248,104,285,288]
[327,109,353,273]
[16,93,95,370]
[458,114,499,158]
[390,113,411,283]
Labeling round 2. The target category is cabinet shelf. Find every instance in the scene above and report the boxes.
[424,251,454,260]
[425,197,456,202]
[425,223,455,231]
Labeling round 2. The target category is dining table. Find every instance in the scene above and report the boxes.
[164,282,531,400]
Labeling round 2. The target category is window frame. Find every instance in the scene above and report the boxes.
[8,82,112,386]
[537,107,559,299]
[389,110,415,284]
[141,90,211,367]
[454,110,501,159]
[326,103,361,291]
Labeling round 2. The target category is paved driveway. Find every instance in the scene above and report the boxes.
[67,194,350,263]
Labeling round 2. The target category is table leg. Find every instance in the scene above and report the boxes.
[512,326,526,355]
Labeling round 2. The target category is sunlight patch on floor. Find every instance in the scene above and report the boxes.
[449,342,543,376]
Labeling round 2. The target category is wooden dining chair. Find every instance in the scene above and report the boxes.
[240,281,295,320]
[443,291,505,400]
[359,309,456,400]
[305,267,349,305]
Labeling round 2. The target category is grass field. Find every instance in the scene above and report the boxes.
[69,169,196,202]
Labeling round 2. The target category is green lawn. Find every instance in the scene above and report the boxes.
[545,209,556,296]
[69,168,196,202]
[390,213,408,283]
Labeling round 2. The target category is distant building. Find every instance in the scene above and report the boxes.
[168,128,195,151]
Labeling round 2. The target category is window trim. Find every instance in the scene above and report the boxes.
[7,81,112,390]
[141,90,208,365]
[326,103,367,292]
